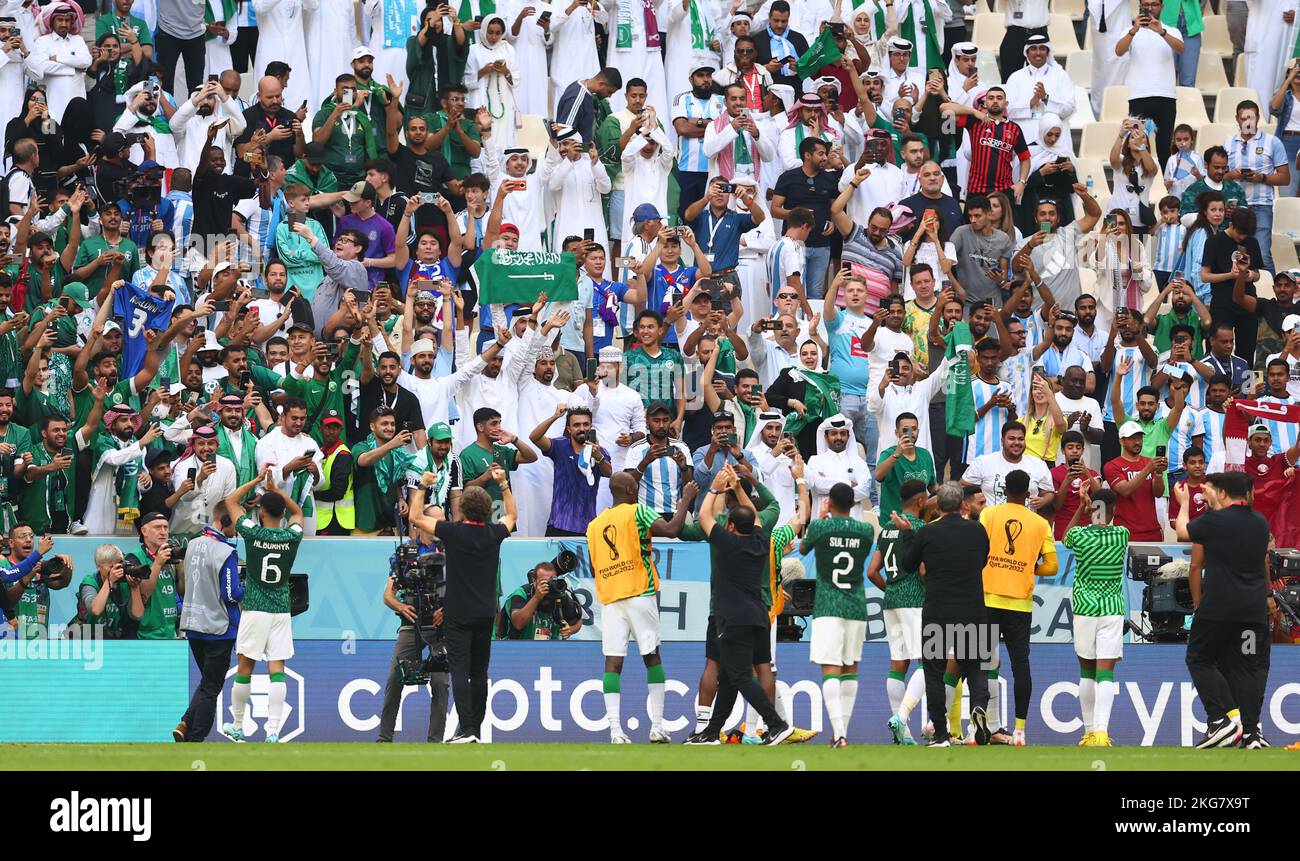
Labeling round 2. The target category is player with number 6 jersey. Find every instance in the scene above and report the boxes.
[220,467,305,745]
[800,482,874,748]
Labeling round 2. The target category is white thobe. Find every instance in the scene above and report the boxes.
[114,110,182,169]
[551,3,605,106]
[364,0,417,93]
[85,440,146,536]
[465,38,520,151]
[879,65,925,120]
[452,322,534,450]
[252,0,317,114]
[702,115,777,186]
[171,96,247,173]
[169,453,238,535]
[663,0,723,106]
[736,216,776,332]
[806,448,873,519]
[619,128,674,241]
[1087,0,1131,114]
[548,153,611,252]
[866,357,951,451]
[839,160,906,224]
[572,381,647,512]
[25,33,91,123]
[502,0,553,117]
[512,334,572,536]
[1245,0,1299,108]
[777,123,843,172]
[749,444,798,523]
[204,0,239,78]
[485,155,555,251]
[254,426,324,535]
[1003,57,1076,144]
[305,0,358,111]
[397,353,488,428]
[599,0,668,117]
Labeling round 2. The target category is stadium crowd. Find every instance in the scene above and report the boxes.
[0,0,1297,748]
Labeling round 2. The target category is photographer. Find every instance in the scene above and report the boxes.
[1174,472,1272,749]
[0,529,56,639]
[377,481,449,742]
[123,510,184,640]
[118,161,175,249]
[415,476,515,744]
[75,543,143,639]
[175,474,262,742]
[500,560,582,640]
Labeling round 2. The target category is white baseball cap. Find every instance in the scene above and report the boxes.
[1282,313,1300,334]
[1118,420,1145,439]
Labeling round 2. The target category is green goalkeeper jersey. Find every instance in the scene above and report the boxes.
[879,513,927,610]
[1064,524,1129,617]
[804,516,874,621]
[238,517,304,614]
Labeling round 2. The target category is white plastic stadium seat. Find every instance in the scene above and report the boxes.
[1174,87,1210,126]
[1065,49,1092,90]
[971,13,1003,51]
[515,114,550,168]
[1071,157,1111,196]
[1046,14,1082,55]
[1212,87,1262,123]
[1195,123,1236,150]
[1099,85,1131,122]
[1275,198,1300,239]
[1200,14,1232,56]
[1256,270,1275,300]
[1196,52,1231,90]
[1234,57,1248,87]
[1053,0,1086,22]
[1079,121,1121,161]
[1273,233,1300,271]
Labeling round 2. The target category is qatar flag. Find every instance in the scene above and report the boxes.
[1223,400,1300,547]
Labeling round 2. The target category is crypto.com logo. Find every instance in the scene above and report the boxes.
[214,666,306,742]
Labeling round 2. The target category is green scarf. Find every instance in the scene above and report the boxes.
[373,439,416,494]
[783,367,841,438]
[689,0,712,51]
[113,58,132,94]
[794,123,830,149]
[943,321,975,437]
[874,0,943,69]
[203,0,238,38]
[217,424,259,489]
[92,434,141,525]
[734,125,752,166]
[290,468,315,518]
[616,0,633,49]
[460,0,496,45]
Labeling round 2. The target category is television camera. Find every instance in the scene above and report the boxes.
[1126,544,1192,643]
[391,542,448,684]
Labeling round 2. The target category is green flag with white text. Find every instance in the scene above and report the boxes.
[944,322,975,438]
[795,26,842,79]
[472,250,579,305]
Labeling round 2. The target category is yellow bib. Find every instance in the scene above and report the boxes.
[586,504,657,605]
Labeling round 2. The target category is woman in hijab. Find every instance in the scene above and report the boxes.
[1016,112,1077,236]
[56,96,98,192]
[765,337,836,460]
[86,32,142,134]
[464,14,519,152]
[4,88,70,197]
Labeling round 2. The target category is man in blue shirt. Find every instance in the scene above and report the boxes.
[119,160,176,249]
[683,176,767,278]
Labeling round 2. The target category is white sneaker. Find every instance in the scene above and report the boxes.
[648,728,671,744]
[610,732,632,744]
[69,520,89,536]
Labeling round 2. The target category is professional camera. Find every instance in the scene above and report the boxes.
[235,562,311,616]
[127,168,164,208]
[1127,544,1191,642]
[522,550,578,600]
[1269,549,1300,631]
[391,542,449,684]
[776,579,816,642]
[497,551,582,638]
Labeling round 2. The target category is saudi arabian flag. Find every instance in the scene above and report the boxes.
[944,321,975,438]
[472,249,579,305]
[796,26,842,79]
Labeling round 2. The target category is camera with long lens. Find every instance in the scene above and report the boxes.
[1269,549,1300,632]
[498,551,581,638]
[392,542,449,684]
[1127,544,1192,642]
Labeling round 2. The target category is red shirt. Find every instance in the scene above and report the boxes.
[1168,479,1209,525]
[1245,453,1288,483]
[956,115,1030,195]
[1103,455,1163,541]
[1049,463,1101,540]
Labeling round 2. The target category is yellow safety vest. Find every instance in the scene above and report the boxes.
[316,442,355,531]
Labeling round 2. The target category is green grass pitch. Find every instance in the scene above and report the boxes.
[4,743,1298,771]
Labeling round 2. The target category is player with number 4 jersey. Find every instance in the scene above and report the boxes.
[800,482,874,748]
[220,467,305,744]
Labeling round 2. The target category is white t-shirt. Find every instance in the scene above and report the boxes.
[250,298,293,340]
[6,170,32,208]
[1124,26,1181,100]
[867,326,915,388]
[1054,392,1103,436]
[962,451,1055,507]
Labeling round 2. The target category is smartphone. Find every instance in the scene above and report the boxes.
[341,87,354,104]
[1038,220,1053,235]
[583,227,595,242]
[759,319,782,332]
[419,191,439,204]
[240,370,253,388]
[723,433,738,447]
[159,375,171,391]
[782,431,795,442]
[1155,445,1167,459]
[1032,365,1047,378]
[211,300,231,312]
[207,74,218,83]
[250,286,270,300]
[889,359,900,377]
[585,357,598,380]
[537,10,551,23]
[615,256,636,269]
[718,182,735,194]
[751,384,763,396]
[303,449,317,459]
[188,467,198,482]
[352,288,372,305]
[287,211,305,226]
[829,21,845,35]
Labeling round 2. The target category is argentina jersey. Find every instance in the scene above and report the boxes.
[1013,313,1044,353]
[1166,405,1203,472]
[1197,408,1227,463]
[998,349,1034,416]
[1040,342,1089,380]
[626,440,690,515]
[1157,357,1207,409]
[967,377,1010,459]
[113,281,176,377]
[1257,396,1299,459]
[673,93,724,173]
[1103,345,1151,422]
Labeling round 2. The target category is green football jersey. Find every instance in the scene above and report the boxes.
[238,517,304,614]
[878,513,926,610]
[1064,524,1130,617]
[125,546,179,639]
[805,516,874,621]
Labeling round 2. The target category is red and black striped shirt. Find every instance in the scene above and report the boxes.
[957,116,1030,196]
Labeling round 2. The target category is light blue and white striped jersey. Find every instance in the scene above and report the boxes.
[1151,221,1186,273]
[236,1,256,26]
[1166,404,1202,473]
[999,348,1034,417]
[1040,342,1090,379]
[1011,313,1044,353]
[1155,355,1207,409]
[167,190,193,253]
[1226,132,1289,207]
[235,190,286,268]
[1257,395,1299,460]
[967,376,1011,460]
[625,439,692,515]
[1102,345,1153,422]
[767,236,805,315]
[1182,227,1213,303]
[672,93,725,173]
[1196,407,1227,464]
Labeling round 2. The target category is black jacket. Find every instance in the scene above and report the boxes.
[754,29,810,92]
[898,513,990,621]
[707,525,771,628]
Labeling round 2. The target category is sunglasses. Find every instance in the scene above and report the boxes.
[776,292,798,299]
